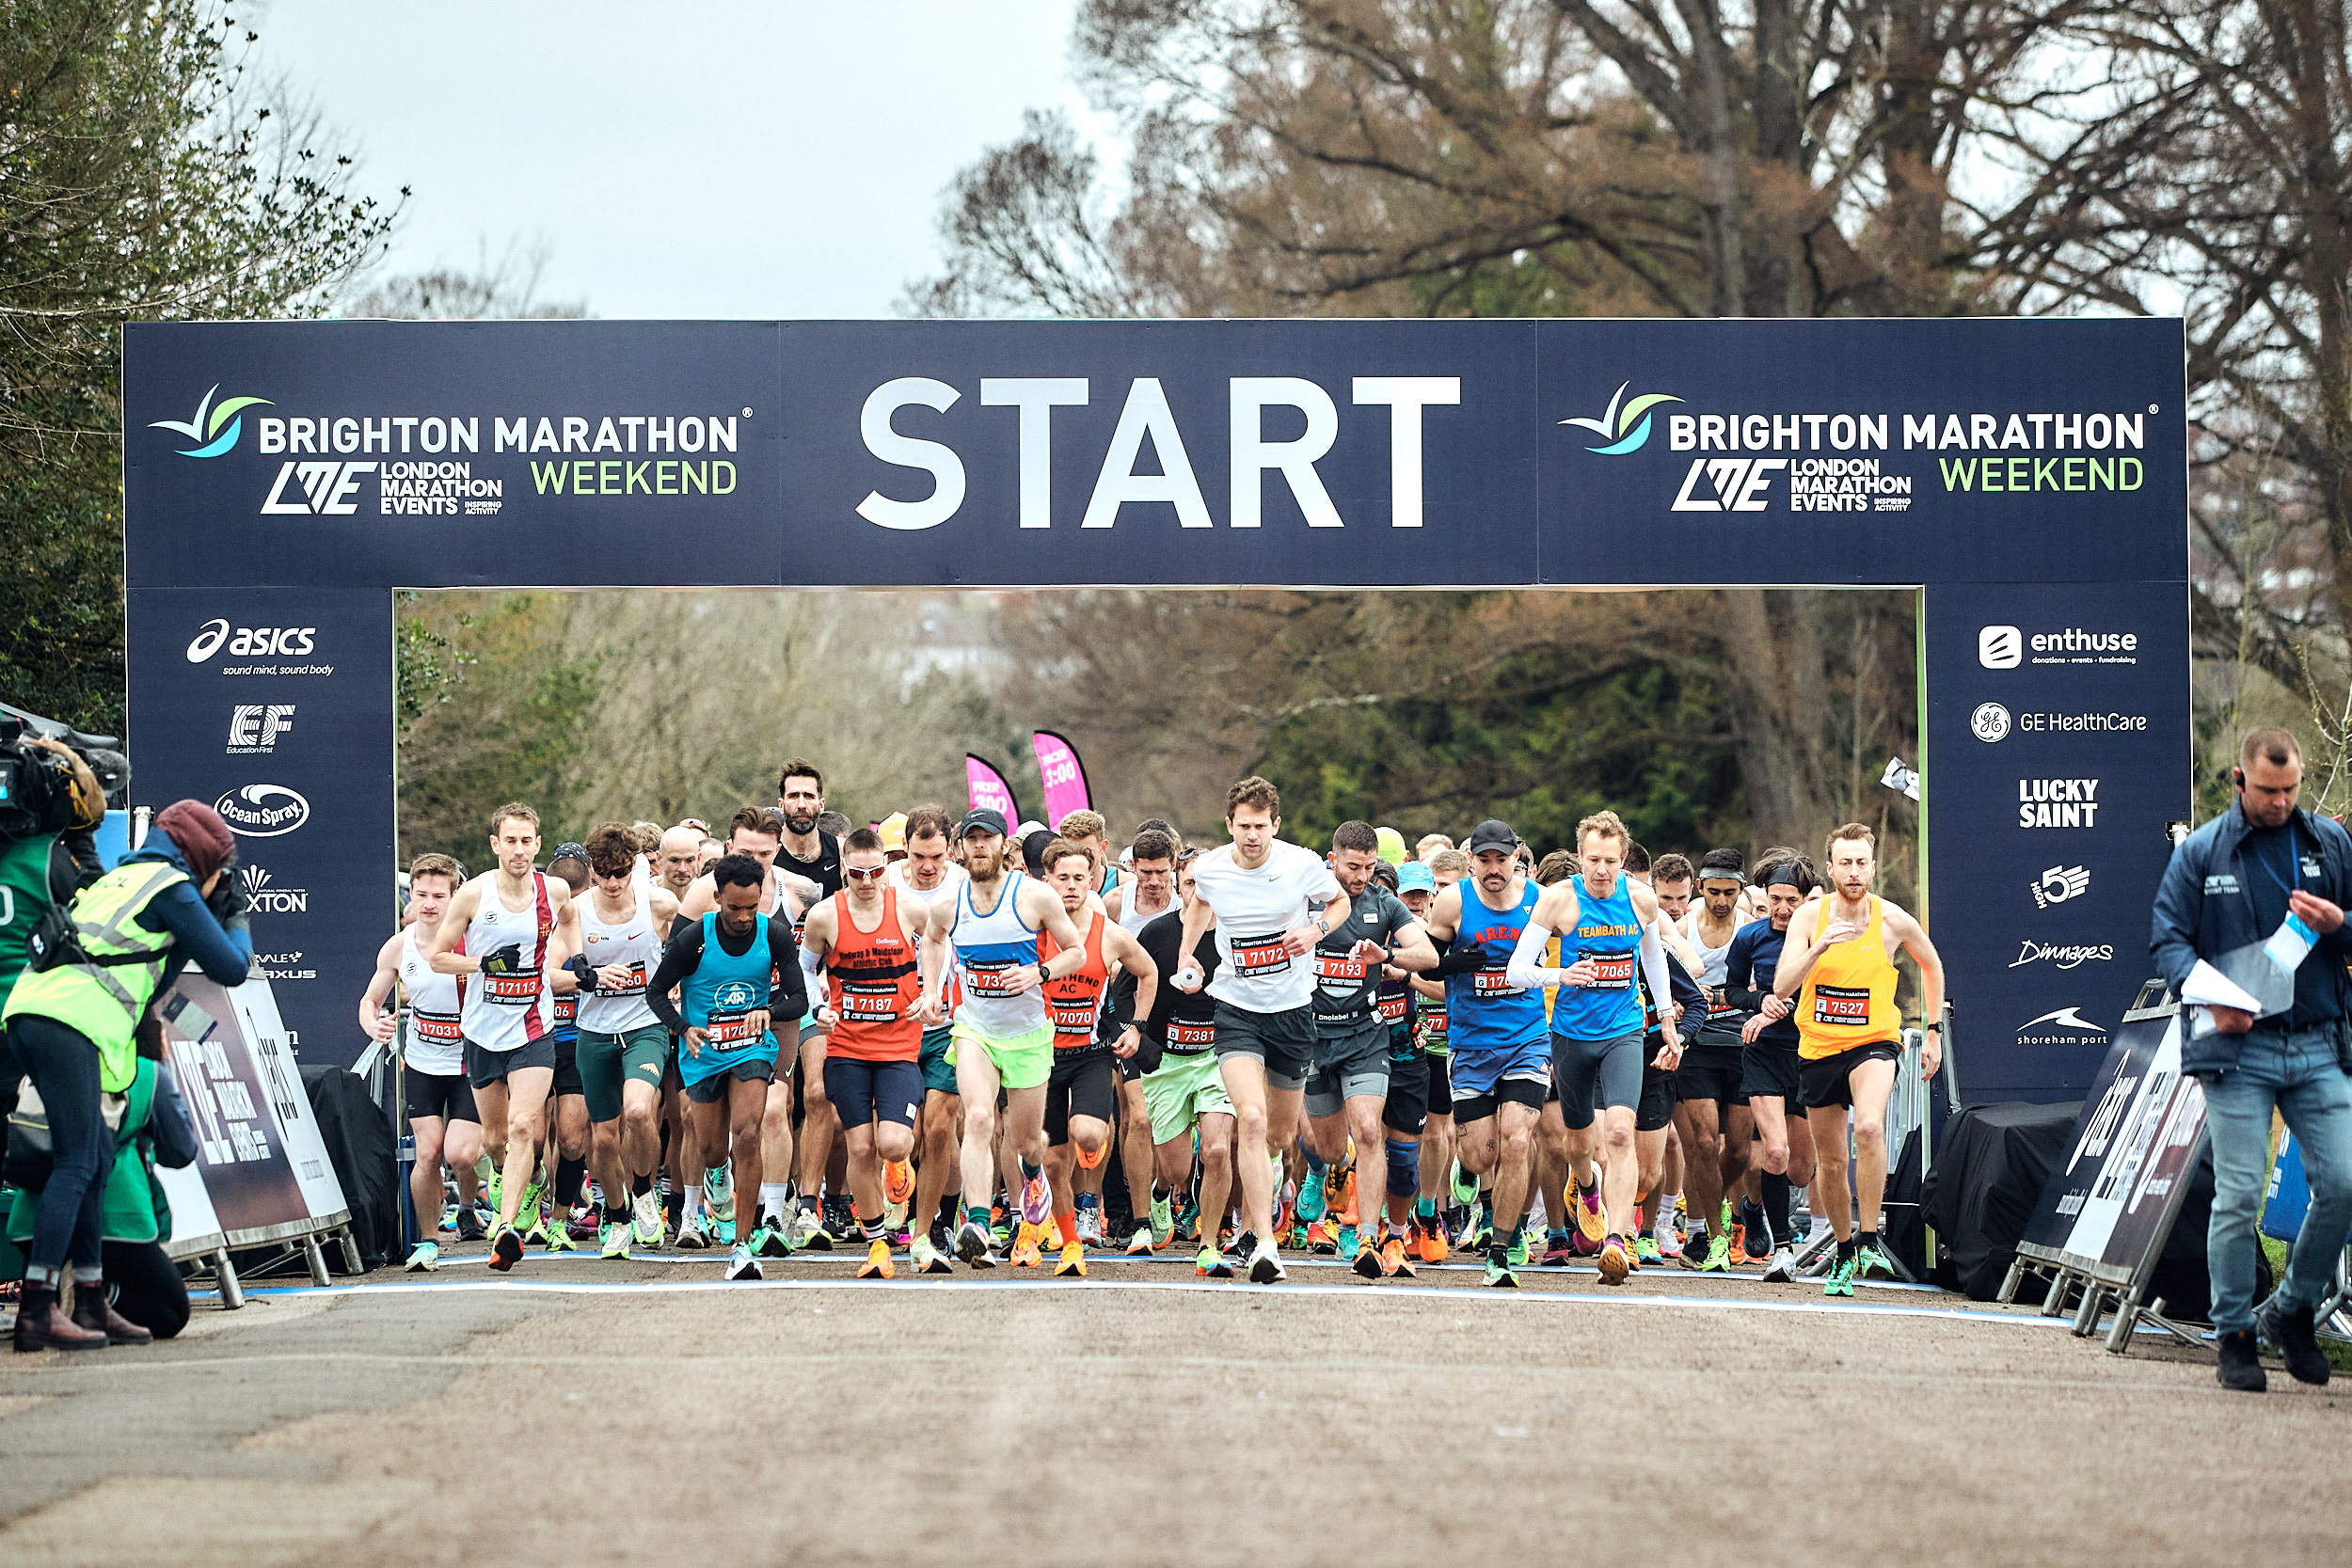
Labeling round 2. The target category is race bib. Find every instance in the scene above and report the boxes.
[1377,989,1409,1024]
[1811,984,1871,1026]
[484,969,541,1006]
[1584,951,1635,990]
[1472,964,1517,997]
[553,994,576,1025]
[1231,931,1292,978]
[1167,1021,1216,1051]
[1315,952,1368,998]
[602,962,648,999]
[1050,999,1097,1039]
[840,981,902,1023]
[707,1008,765,1047]
[961,958,1024,998]
[411,1008,462,1042]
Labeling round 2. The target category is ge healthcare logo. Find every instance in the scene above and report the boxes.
[2017,1006,2109,1049]
[2010,939,2114,971]
[227,705,294,754]
[2033,864,2090,909]
[1979,626,2023,669]
[150,384,272,459]
[238,863,309,914]
[214,784,310,839]
[1971,702,2011,742]
[1560,382,1682,455]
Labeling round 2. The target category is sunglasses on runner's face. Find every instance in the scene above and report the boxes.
[843,865,886,882]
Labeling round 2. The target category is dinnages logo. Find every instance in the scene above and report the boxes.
[151,385,272,458]
[1561,382,1682,455]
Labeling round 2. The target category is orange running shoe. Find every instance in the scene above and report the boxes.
[1336,1170,1359,1227]
[882,1159,914,1207]
[858,1239,895,1279]
[1415,1218,1450,1265]
[1009,1222,1043,1268]
[1597,1234,1630,1286]
[1380,1235,1414,1280]
[1055,1240,1087,1277]
[1307,1219,1335,1255]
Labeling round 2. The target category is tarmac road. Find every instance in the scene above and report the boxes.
[3,1244,2345,1566]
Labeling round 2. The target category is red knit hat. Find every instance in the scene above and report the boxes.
[153,800,235,885]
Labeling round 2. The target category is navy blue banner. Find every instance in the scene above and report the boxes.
[121,318,2189,1086]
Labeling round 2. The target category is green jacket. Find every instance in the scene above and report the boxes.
[7,1056,170,1245]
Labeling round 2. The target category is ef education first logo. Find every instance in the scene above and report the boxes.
[151,385,271,458]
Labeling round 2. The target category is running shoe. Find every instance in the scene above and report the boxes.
[523,1211,550,1246]
[1634,1235,1662,1266]
[1296,1169,1327,1223]
[439,1199,459,1233]
[859,1239,895,1280]
[1823,1255,1857,1297]
[489,1226,524,1273]
[1697,1233,1732,1273]
[632,1190,664,1247]
[1337,1224,1360,1263]
[1335,1169,1359,1228]
[750,1220,792,1259]
[1743,1215,1773,1263]
[1174,1197,1200,1244]
[1507,1230,1531,1270]
[1009,1224,1044,1269]
[1055,1241,1088,1278]
[1762,1246,1797,1283]
[674,1215,709,1251]
[1075,1205,1104,1247]
[1196,1244,1232,1279]
[1248,1238,1286,1284]
[544,1218,578,1253]
[566,1208,598,1242]
[958,1219,998,1269]
[823,1196,857,1243]
[1414,1219,1450,1265]
[1540,1234,1578,1269]
[1308,1220,1335,1255]
[455,1206,487,1243]
[991,1209,1014,1248]
[1150,1189,1174,1245]
[1482,1254,1518,1289]
[1126,1225,1154,1256]
[1571,1181,1607,1247]
[1657,1223,1685,1261]
[487,1170,504,1213]
[404,1241,439,1273]
[1853,1242,1895,1281]
[1724,1222,1747,1259]
[1354,1229,1387,1280]
[704,1167,735,1225]
[1381,1236,1414,1280]
[1019,1168,1052,1227]
[785,1205,830,1252]
[518,1178,546,1232]
[726,1243,762,1282]
[1597,1235,1630,1286]
[1472,1212,1496,1253]
[883,1159,915,1207]
[910,1232,954,1275]
[1677,1229,1709,1269]
[1450,1159,1479,1208]
[599,1221,631,1260]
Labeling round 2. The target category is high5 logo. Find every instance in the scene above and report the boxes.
[151,385,272,458]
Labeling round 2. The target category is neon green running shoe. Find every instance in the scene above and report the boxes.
[1196,1243,1233,1279]
[1699,1234,1732,1274]
[1482,1254,1518,1289]
[1150,1189,1174,1245]
[599,1221,630,1260]
[1506,1230,1530,1269]
[544,1216,578,1252]
[1450,1160,1479,1208]
[1635,1235,1662,1265]
[1853,1243,1895,1281]
[1824,1256,1858,1297]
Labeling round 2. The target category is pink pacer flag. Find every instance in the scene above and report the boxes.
[1030,730,1092,829]
[965,753,1019,823]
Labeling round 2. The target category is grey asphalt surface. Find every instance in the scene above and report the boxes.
[3,1243,2346,1566]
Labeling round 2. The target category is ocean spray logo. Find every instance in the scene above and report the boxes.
[1561,382,1682,455]
[150,385,272,459]
[214,784,310,838]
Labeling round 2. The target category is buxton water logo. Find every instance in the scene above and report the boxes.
[1561,382,1682,455]
[150,385,272,458]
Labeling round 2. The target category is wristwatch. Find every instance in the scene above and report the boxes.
[1036,960,1052,986]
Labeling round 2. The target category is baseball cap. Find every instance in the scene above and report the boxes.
[1021,828,1056,876]
[957,807,1009,839]
[549,841,589,866]
[1467,819,1518,855]
[1398,861,1436,894]
[1375,826,1407,865]
[877,812,908,855]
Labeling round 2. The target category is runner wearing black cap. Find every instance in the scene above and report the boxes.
[1724,857,1817,1280]
[1171,777,1357,1285]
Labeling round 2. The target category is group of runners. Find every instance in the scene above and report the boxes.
[360,759,1944,1293]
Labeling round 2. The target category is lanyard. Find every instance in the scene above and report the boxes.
[2248,820,2302,900]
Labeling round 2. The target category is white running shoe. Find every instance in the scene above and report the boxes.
[1248,1237,1287,1285]
[1075,1206,1104,1246]
[725,1243,762,1282]
[704,1167,735,1225]
[674,1213,708,1251]
[1762,1245,1798,1283]
[632,1190,663,1247]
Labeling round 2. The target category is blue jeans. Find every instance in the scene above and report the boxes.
[2,1015,116,1286]
[2202,1021,2352,1334]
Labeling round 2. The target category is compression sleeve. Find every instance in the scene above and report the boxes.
[644,921,707,1033]
[1503,920,1559,993]
[767,918,807,1018]
[1426,934,1486,978]
[1638,918,1676,1032]
[799,944,827,987]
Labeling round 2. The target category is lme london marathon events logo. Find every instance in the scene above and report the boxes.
[1565,380,2160,515]
[152,383,749,517]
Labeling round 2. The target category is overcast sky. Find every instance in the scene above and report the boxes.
[251,1,1108,319]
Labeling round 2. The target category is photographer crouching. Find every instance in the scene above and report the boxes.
[2151,727,2352,1393]
[4,800,252,1352]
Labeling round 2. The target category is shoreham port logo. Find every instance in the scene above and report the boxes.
[1561,383,1683,454]
[150,385,272,458]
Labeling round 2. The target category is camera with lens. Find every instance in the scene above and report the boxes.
[0,714,81,844]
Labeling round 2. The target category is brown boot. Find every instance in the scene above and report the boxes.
[13,1286,107,1353]
[70,1286,153,1346]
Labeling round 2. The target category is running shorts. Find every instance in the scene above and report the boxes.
[1740,1041,1802,1103]
[575,1023,670,1124]
[1044,1050,1119,1146]
[1451,1076,1546,1126]
[404,1069,480,1125]
[1634,1058,1676,1133]
[825,1056,923,1130]
[1383,1049,1429,1136]
[919,1024,958,1098]
[1553,1029,1645,1131]
[1448,1031,1550,1105]
[1210,1001,1317,1090]
[464,1034,557,1090]
[1305,1015,1391,1120]
[1143,1047,1233,1135]
[1425,1051,1453,1118]
[551,1035,584,1101]
[1674,1038,1747,1108]
[683,1055,776,1103]
[951,1020,1053,1092]
[1800,1040,1903,1111]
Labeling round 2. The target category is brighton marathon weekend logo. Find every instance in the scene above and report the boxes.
[214,784,310,839]
[150,383,748,518]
